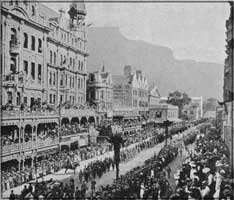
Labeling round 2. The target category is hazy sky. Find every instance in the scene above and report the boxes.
[43,1,230,64]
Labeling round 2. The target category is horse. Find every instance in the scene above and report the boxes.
[65,160,80,174]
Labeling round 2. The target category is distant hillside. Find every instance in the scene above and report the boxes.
[87,27,224,99]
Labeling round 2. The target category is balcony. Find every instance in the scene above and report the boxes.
[36,138,59,148]
[2,75,17,87]
[2,141,35,155]
[2,139,59,155]
[9,40,20,54]
[2,110,59,120]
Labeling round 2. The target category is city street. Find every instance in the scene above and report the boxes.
[3,129,188,198]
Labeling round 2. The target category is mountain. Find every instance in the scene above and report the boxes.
[87,27,224,99]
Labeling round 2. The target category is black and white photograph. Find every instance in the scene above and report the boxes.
[1,0,234,199]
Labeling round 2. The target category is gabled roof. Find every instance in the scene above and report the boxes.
[112,75,129,85]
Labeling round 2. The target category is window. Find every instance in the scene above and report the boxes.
[73,58,75,69]
[23,60,28,75]
[101,90,104,99]
[32,6,35,16]
[31,62,35,80]
[78,78,80,89]
[49,94,52,104]
[38,64,41,82]
[80,78,82,89]
[78,61,80,70]
[10,28,17,46]
[16,92,20,106]
[49,72,52,85]
[23,33,28,48]
[70,76,72,88]
[50,51,53,64]
[7,92,13,104]
[60,74,63,86]
[69,57,72,67]
[81,61,83,71]
[31,36,35,50]
[54,52,56,65]
[38,38,42,53]
[24,97,27,105]
[60,95,63,104]
[60,55,63,65]
[66,74,68,86]
[53,95,56,103]
[53,73,56,85]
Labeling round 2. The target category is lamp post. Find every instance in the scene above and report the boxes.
[163,119,172,146]
[106,131,126,179]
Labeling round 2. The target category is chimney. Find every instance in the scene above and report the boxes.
[124,65,132,77]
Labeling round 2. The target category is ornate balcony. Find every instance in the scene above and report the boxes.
[9,40,20,54]
[2,75,17,87]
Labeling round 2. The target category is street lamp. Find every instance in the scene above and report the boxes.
[106,129,126,179]
[162,119,172,146]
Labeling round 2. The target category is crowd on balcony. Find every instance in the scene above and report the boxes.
[60,122,92,137]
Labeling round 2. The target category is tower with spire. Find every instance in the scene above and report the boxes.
[68,0,86,30]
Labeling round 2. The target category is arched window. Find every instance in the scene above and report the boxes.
[38,38,42,53]
[54,52,56,65]
[23,33,28,48]
[49,51,52,63]
[10,28,17,46]
[31,36,35,50]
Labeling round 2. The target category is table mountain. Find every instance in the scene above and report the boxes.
[87,27,223,99]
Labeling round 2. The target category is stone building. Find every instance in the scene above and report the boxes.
[223,2,234,176]
[112,65,149,114]
[86,66,113,120]
[1,0,97,178]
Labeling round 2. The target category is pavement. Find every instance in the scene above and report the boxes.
[2,130,191,198]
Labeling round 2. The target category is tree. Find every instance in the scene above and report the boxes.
[167,91,191,118]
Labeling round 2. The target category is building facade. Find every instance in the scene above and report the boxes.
[223,2,234,176]
[182,97,203,120]
[86,66,113,119]
[112,65,149,114]
[1,0,98,178]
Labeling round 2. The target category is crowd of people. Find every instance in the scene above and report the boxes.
[5,121,194,199]
[85,145,178,200]
[170,129,233,200]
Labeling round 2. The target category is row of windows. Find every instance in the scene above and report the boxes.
[51,27,84,50]
[49,51,84,72]
[23,33,42,52]
[59,95,83,105]
[60,74,84,89]
[23,60,41,82]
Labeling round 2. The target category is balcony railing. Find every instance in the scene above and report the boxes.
[2,139,59,155]
[9,40,20,54]
[2,110,59,119]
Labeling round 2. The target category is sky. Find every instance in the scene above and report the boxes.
[43,1,230,64]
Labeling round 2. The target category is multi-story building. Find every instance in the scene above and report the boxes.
[1,0,98,187]
[223,2,234,176]
[182,97,203,120]
[148,84,161,107]
[112,65,149,114]
[86,66,113,120]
